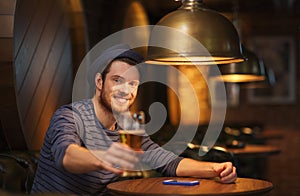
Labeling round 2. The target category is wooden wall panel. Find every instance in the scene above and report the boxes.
[0,0,87,150]
[29,40,73,149]
[0,0,16,14]
[0,0,26,150]
[0,0,88,150]
[14,0,38,54]
[0,16,14,37]
[14,0,54,92]
[24,26,70,148]
[13,0,74,150]
[0,63,14,87]
[18,0,66,122]
[0,39,13,62]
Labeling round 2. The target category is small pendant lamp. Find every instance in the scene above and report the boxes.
[211,48,266,83]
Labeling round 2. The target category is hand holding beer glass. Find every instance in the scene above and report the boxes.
[118,111,145,177]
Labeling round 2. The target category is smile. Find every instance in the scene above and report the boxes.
[113,96,130,104]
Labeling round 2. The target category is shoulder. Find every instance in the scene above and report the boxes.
[49,99,91,124]
[53,99,92,115]
[46,101,90,137]
[71,99,93,113]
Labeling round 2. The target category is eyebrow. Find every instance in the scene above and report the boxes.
[110,74,140,81]
[110,75,124,80]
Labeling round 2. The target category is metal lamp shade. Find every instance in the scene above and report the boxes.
[146,0,245,65]
[213,49,266,83]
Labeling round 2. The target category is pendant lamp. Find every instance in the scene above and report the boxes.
[146,0,245,65]
[211,48,266,83]
[241,68,276,89]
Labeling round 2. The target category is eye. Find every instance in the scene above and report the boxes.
[128,80,140,88]
[113,77,124,84]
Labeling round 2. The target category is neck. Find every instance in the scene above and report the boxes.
[92,96,116,131]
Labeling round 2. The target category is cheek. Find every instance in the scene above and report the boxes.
[111,84,121,91]
[104,83,115,93]
[132,89,138,97]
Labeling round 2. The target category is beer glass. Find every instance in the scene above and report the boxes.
[118,111,145,177]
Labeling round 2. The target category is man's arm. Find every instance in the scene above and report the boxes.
[62,143,141,174]
[176,158,237,183]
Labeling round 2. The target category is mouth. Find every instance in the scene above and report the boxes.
[113,96,130,105]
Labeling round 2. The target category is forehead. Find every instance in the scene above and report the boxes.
[107,60,140,80]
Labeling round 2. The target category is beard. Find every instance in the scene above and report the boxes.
[99,85,135,115]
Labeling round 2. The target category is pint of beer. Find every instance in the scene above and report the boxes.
[117,111,146,177]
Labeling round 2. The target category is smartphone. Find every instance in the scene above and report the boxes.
[162,179,200,186]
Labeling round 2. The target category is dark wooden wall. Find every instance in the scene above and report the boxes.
[0,0,25,150]
[0,0,87,150]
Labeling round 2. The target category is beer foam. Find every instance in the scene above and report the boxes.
[119,129,145,136]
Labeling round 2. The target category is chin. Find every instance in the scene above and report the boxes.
[111,105,130,114]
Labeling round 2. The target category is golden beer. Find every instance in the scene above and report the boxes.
[119,129,145,177]
[119,130,145,151]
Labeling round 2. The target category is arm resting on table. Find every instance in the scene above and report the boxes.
[176,158,237,183]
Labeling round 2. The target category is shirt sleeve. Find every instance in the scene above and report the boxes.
[141,136,183,176]
[48,105,83,171]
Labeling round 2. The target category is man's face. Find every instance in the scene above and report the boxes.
[100,60,140,114]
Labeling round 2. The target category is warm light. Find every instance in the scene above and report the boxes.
[218,74,265,83]
[146,56,244,66]
[241,68,276,89]
[210,47,266,83]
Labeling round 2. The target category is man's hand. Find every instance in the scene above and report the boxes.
[212,162,237,183]
[92,142,143,174]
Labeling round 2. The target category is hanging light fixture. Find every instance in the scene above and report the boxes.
[241,68,276,89]
[210,47,266,83]
[146,0,245,65]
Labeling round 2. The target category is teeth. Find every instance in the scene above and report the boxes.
[115,97,128,104]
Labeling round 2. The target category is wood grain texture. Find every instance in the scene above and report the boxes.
[14,0,73,150]
[108,177,273,196]
[0,0,84,150]
[14,0,54,92]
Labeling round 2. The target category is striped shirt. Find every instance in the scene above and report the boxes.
[31,99,182,195]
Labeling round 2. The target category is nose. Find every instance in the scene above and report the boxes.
[116,82,136,95]
[121,83,132,94]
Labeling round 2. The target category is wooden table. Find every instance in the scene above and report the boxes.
[107,177,273,196]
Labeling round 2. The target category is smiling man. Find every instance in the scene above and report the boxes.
[31,44,236,196]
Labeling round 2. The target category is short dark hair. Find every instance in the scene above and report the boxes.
[101,57,141,82]
[87,44,144,93]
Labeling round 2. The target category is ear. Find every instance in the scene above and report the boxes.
[95,73,103,90]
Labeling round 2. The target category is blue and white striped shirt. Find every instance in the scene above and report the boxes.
[31,99,182,195]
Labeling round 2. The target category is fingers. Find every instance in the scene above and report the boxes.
[220,166,237,183]
[94,143,142,173]
[219,162,233,177]
[214,162,237,184]
[100,163,124,175]
[109,143,142,163]
[103,151,137,170]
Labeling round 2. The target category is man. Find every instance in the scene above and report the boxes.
[31,44,236,195]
